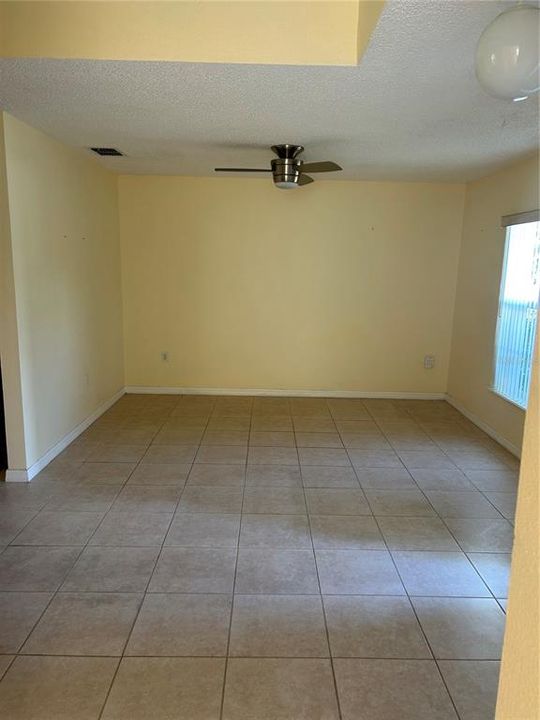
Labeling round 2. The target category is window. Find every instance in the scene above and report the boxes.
[493,212,540,409]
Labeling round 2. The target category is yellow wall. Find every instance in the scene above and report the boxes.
[2,113,124,467]
[496,331,539,719]
[0,112,27,470]
[0,1,383,66]
[447,154,539,452]
[119,175,465,394]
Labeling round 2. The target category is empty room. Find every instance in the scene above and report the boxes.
[0,1,538,719]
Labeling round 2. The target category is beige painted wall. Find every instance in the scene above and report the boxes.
[119,175,465,394]
[2,113,124,468]
[496,331,539,719]
[0,1,382,66]
[448,154,539,453]
[0,112,27,469]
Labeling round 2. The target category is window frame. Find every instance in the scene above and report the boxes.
[491,210,540,410]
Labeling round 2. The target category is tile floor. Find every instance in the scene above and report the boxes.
[0,395,518,719]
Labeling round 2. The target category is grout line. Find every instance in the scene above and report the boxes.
[96,393,184,720]
[301,452,344,720]
[218,396,252,720]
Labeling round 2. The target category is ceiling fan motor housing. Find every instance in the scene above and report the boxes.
[271,157,302,187]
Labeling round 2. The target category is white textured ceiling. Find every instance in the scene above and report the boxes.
[0,0,538,182]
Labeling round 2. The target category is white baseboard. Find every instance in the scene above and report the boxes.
[5,388,126,483]
[446,394,522,458]
[125,386,447,400]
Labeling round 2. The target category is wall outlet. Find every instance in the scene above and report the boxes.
[161,351,169,362]
[423,355,435,370]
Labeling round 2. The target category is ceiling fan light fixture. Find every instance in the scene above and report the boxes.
[274,180,300,190]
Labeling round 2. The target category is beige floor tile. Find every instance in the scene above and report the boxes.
[355,468,417,490]
[411,468,475,491]
[398,450,456,470]
[152,427,204,445]
[245,465,301,487]
[293,417,337,432]
[392,551,491,597]
[298,448,350,467]
[45,486,120,513]
[483,492,516,522]
[340,435,392,450]
[443,518,514,552]
[101,657,225,720]
[310,515,385,550]
[438,660,500,720]
[0,656,13,680]
[324,596,431,658]
[252,398,291,415]
[425,491,503,519]
[305,488,370,515]
[243,487,306,514]
[464,470,518,492]
[0,655,118,720]
[22,592,141,656]
[301,466,358,488]
[12,511,103,546]
[316,549,405,595]
[195,445,247,464]
[207,416,251,431]
[412,597,505,659]
[177,487,243,513]
[235,549,319,594]
[77,462,136,485]
[365,489,436,517]
[223,658,339,720]
[348,449,403,468]
[0,592,52,652]
[187,464,245,487]
[295,432,343,448]
[0,509,39,545]
[248,446,299,466]
[467,553,511,598]
[61,547,159,592]
[251,416,293,431]
[126,593,231,656]
[148,547,236,593]
[87,444,147,463]
[201,430,249,446]
[165,513,240,547]
[249,431,295,447]
[127,463,190,486]
[0,546,80,591]
[90,512,172,546]
[111,486,181,513]
[334,420,379,433]
[377,517,460,551]
[143,445,198,464]
[334,658,457,720]
[230,595,328,657]
[240,514,311,548]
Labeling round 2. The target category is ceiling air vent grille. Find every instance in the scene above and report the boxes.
[90,147,123,156]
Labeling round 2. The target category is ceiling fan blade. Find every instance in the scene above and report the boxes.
[300,161,342,173]
[214,167,271,172]
[298,173,314,186]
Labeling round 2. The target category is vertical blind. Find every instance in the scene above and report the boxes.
[493,213,540,408]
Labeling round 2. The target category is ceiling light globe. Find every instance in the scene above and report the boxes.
[274,181,299,190]
[475,5,540,100]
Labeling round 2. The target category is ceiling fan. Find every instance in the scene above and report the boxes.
[215,144,342,189]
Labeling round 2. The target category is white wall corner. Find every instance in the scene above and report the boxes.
[446,394,522,458]
[5,388,126,482]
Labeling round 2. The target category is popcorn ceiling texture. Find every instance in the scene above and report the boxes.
[0,0,536,181]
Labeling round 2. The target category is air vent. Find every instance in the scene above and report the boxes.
[90,147,124,156]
